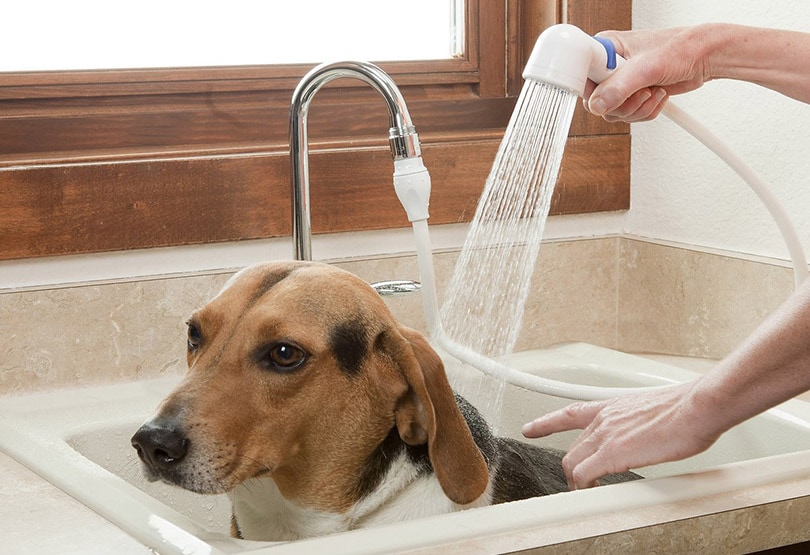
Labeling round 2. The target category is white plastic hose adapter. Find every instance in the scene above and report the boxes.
[394,157,431,222]
[523,23,620,96]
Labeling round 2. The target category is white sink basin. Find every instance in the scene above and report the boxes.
[3,343,810,554]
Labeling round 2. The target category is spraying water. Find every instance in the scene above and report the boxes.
[438,80,577,426]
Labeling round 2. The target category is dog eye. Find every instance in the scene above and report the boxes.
[186,321,202,352]
[258,343,308,372]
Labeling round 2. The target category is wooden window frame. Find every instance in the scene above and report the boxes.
[0,0,630,261]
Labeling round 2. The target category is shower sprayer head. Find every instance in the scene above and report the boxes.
[523,24,620,96]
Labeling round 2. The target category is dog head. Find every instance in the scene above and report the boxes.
[131,261,489,513]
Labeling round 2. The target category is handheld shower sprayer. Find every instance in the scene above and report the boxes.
[522,23,620,96]
[520,23,807,288]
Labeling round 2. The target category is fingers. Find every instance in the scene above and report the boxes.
[604,88,668,122]
[586,85,668,122]
[564,450,610,490]
[521,401,603,438]
[592,87,652,117]
[561,427,613,490]
[523,400,631,490]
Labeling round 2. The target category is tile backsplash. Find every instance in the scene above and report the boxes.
[0,236,796,395]
[618,239,794,358]
[0,271,230,394]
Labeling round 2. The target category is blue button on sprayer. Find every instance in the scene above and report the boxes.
[592,36,618,69]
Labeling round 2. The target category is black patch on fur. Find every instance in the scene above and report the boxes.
[454,392,642,503]
[247,265,299,308]
[490,438,643,503]
[490,439,569,502]
[355,426,431,501]
[330,319,368,376]
[453,394,496,466]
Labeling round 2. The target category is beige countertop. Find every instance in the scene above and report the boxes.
[408,472,810,554]
[1,452,149,555]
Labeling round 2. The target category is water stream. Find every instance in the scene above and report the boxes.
[437,80,577,429]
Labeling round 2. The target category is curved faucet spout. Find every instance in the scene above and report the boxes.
[289,61,426,261]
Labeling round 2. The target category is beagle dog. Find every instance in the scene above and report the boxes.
[131,261,640,541]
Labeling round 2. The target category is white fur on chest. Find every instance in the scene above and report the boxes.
[229,452,492,541]
[229,478,346,541]
[350,452,492,529]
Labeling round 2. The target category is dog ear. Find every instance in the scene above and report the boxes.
[391,326,490,505]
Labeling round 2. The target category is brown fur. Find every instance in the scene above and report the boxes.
[138,261,489,514]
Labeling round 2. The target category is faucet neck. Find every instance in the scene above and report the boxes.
[289,61,423,260]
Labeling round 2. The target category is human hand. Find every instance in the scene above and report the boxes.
[521,381,720,490]
[584,27,711,122]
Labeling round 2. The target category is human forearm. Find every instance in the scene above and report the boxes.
[697,23,810,104]
[690,278,810,436]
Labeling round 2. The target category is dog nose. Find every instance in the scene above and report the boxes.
[131,419,189,470]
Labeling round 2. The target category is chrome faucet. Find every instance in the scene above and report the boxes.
[289,61,430,262]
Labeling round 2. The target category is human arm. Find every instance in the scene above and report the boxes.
[522,278,810,490]
[585,23,810,122]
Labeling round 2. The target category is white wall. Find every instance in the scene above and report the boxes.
[547,0,810,264]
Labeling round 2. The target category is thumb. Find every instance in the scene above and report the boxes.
[587,57,651,116]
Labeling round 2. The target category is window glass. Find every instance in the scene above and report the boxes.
[2,0,464,71]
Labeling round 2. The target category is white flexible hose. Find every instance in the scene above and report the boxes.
[431,324,669,400]
[661,102,808,288]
